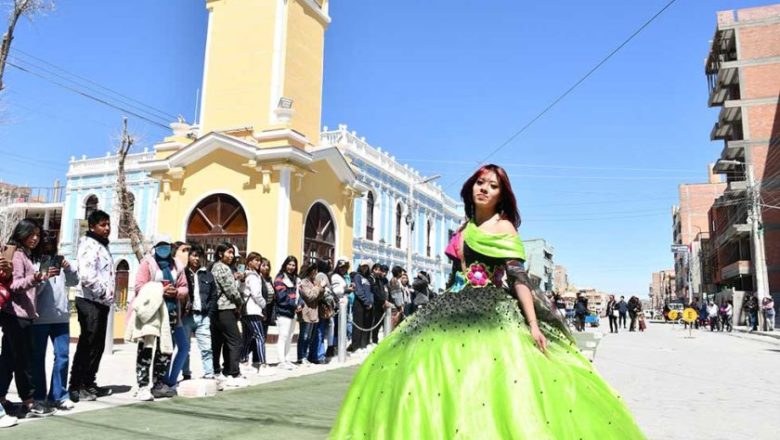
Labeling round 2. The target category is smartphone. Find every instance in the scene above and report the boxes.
[39,255,52,275]
[52,255,64,269]
[2,245,16,261]
[237,264,246,273]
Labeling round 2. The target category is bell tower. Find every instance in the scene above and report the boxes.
[198,0,330,145]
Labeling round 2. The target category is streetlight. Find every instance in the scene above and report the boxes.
[406,174,441,276]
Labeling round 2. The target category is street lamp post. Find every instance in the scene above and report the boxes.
[406,175,440,275]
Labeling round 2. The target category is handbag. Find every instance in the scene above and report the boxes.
[612,310,619,318]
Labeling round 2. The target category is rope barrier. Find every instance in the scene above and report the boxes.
[350,311,389,332]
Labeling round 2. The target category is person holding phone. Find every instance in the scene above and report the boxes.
[32,235,79,411]
[0,219,57,418]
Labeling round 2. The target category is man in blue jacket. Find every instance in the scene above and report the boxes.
[618,296,628,329]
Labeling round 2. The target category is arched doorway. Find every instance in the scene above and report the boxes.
[115,260,130,310]
[84,194,98,219]
[303,202,335,267]
[186,194,248,261]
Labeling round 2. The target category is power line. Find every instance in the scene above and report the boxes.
[7,61,171,131]
[402,158,701,173]
[12,49,179,122]
[444,0,680,190]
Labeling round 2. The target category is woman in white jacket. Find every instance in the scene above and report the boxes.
[240,252,274,375]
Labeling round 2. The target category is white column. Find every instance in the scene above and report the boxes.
[275,166,292,267]
[43,209,51,230]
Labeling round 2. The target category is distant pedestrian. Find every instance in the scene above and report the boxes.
[618,296,628,328]
[744,294,759,332]
[628,296,640,332]
[605,295,619,334]
[762,297,775,332]
[573,293,588,332]
[297,263,322,365]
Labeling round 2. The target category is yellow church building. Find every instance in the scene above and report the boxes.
[140,0,367,266]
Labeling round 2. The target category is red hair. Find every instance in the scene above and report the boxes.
[460,164,521,228]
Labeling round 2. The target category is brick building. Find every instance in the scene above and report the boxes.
[671,165,726,299]
[706,5,780,304]
[649,269,676,312]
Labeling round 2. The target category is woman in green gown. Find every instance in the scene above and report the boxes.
[330,165,645,439]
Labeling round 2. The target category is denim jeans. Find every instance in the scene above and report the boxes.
[166,325,190,386]
[315,319,331,362]
[182,314,213,378]
[297,321,319,362]
[32,323,70,403]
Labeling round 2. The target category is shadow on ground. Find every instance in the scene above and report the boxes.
[11,367,358,440]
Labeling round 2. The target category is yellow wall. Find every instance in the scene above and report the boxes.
[200,0,279,134]
[200,0,327,144]
[290,160,354,259]
[153,150,282,260]
[283,0,327,144]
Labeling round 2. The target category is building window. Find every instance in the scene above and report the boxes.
[395,203,403,249]
[366,192,374,241]
[118,192,135,239]
[186,193,248,257]
[84,194,98,219]
[426,219,432,257]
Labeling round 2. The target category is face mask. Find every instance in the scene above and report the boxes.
[155,245,172,259]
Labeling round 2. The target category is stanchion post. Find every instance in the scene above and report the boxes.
[383,306,393,339]
[338,298,348,363]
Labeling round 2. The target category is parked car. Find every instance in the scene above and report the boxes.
[584,312,600,327]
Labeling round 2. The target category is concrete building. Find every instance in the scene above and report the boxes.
[0,182,64,244]
[322,126,461,289]
[671,165,726,299]
[523,239,554,293]
[706,5,780,307]
[649,269,676,312]
[553,265,569,294]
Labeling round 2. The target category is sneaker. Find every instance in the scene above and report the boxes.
[135,386,154,402]
[68,389,80,403]
[24,402,57,418]
[0,414,17,428]
[86,385,113,398]
[0,400,17,416]
[151,383,177,399]
[182,374,192,381]
[225,376,249,388]
[78,389,97,402]
[298,359,312,366]
[53,399,75,411]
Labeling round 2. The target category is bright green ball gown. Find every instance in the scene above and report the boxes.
[330,222,645,439]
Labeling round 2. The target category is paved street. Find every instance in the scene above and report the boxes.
[594,322,780,440]
[6,322,780,439]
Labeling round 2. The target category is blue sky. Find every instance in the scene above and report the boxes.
[0,0,769,295]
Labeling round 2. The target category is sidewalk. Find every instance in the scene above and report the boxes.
[3,334,370,419]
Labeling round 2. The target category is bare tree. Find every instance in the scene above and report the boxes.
[0,184,24,245]
[116,117,146,262]
[0,0,54,91]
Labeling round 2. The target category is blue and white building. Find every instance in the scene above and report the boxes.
[61,125,463,293]
[323,125,463,289]
[60,150,160,301]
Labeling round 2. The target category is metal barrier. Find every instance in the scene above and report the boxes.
[338,298,348,363]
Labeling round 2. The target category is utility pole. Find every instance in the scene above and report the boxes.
[719,160,769,302]
[746,164,770,300]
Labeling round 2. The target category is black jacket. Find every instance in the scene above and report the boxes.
[372,276,388,304]
[185,267,218,316]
